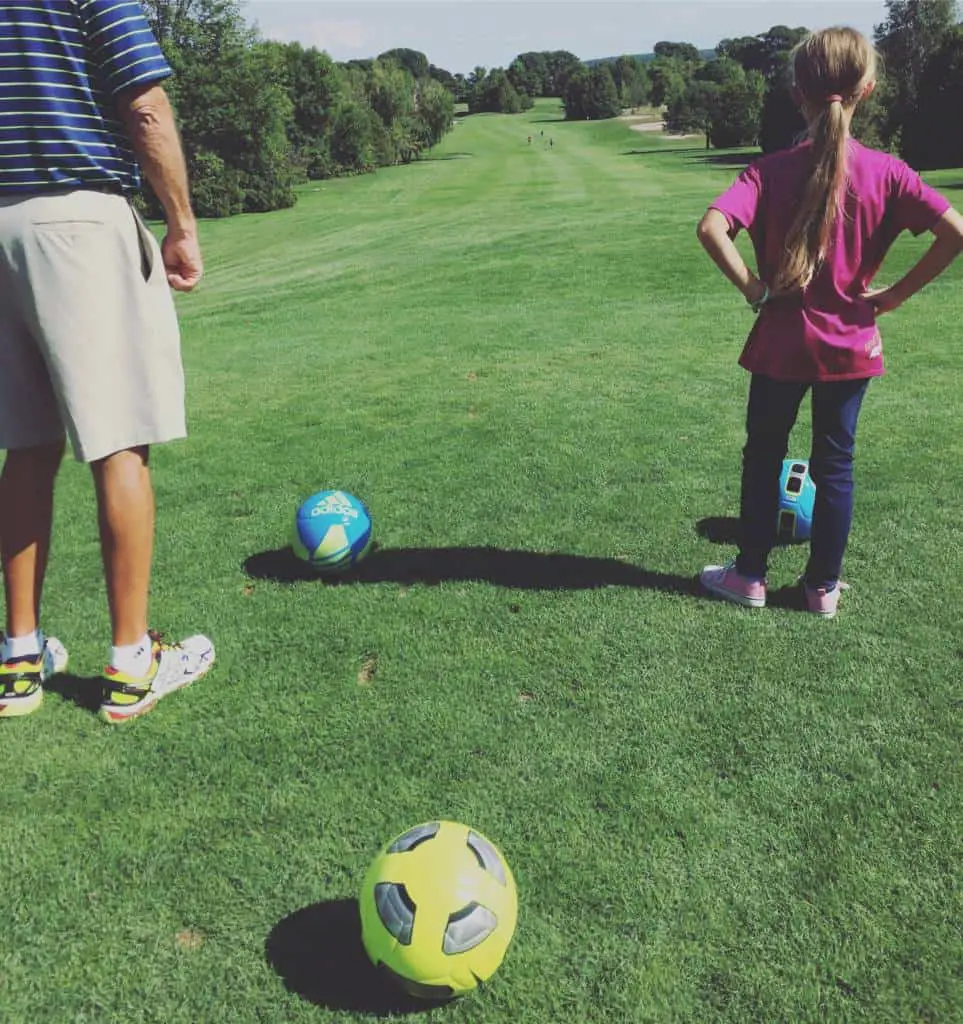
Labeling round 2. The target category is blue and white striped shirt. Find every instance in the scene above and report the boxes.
[0,1,171,194]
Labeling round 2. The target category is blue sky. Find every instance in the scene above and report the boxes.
[243,1,888,75]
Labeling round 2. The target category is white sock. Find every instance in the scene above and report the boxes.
[3,630,44,661]
[111,634,152,677]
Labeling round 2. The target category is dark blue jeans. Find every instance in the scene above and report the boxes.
[735,374,871,588]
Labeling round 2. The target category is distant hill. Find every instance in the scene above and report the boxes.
[585,50,715,66]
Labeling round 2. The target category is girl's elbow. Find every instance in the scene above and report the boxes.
[935,207,963,251]
[696,216,715,247]
[697,209,731,246]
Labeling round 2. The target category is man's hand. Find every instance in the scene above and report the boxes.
[116,83,201,290]
[161,229,203,291]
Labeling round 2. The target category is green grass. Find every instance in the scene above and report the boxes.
[3,99,962,1023]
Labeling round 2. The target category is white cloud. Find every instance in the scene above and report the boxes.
[259,17,369,53]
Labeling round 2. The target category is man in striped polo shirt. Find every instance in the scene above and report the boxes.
[0,1,214,723]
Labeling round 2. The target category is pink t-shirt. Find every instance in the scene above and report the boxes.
[710,139,951,381]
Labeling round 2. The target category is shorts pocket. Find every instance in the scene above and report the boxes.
[31,219,105,228]
[126,203,157,283]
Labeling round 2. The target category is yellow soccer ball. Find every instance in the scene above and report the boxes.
[359,821,518,999]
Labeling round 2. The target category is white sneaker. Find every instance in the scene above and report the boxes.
[100,631,214,724]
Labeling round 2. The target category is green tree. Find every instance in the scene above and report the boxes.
[544,51,583,96]
[563,64,621,120]
[759,77,806,153]
[670,61,765,148]
[140,0,297,216]
[653,41,702,63]
[467,66,487,95]
[753,37,807,155]
[666,80,718,142]
[587,64,622,118]
[901,25,963,167]
[428,64,458,95]
[329,100,377,171]
[232,42,298,211]
[694,56,746,86]
[874,0,960,149]
[367,59,415,128]
[610,55,651,108]
[562,67,589,120]
[264,41,342,180]
[709,70,766,147]
[412,78,455,151]
[507,52,549,97]
[648,57,689,108]
[378,48,430,80]
[718,26,808,79]
[469,69,528,114]
[716,35,759,63]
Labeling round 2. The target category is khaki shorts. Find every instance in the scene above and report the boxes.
[0,190,186,462]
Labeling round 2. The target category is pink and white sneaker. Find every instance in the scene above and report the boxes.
[803,580,849,619]
[700,560,766,608]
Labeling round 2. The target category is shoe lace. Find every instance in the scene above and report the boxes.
[148,629,182,652]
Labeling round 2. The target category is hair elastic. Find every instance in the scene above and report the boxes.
[749,284,770,314]
[826,94,844,104]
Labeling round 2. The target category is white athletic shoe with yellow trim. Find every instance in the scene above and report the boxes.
[100,631,214,724]
[0,636,68,718]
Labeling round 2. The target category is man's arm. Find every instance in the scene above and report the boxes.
[115,83,202,292]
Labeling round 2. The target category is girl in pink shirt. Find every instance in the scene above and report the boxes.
[697,26,963,617]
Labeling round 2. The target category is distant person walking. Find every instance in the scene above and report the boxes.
[0,0,214,721]
[697,26,963,617]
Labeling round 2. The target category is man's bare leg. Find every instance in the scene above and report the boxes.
[90,446,154,647]
[0,442,64,640]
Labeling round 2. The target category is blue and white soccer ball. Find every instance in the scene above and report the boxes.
[292,490,373,573]
[777,459,816,542]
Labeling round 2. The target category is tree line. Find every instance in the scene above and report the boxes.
[562,2,962,164]
[140,0,456,217]
[141,0,962,218]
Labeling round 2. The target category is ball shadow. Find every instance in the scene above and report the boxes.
[265,898,433,1016]
[695,516,740,545]
[696,517,809,550]
[242,544,699,596]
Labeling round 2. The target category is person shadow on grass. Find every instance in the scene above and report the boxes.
[243,543,699,595]
[243,522,807,610]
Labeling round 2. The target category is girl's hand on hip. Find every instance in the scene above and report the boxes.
[860,286,902,315]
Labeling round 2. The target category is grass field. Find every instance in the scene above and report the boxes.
[3,98,962,1023]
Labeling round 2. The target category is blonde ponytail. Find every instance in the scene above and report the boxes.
[773,28,878,294]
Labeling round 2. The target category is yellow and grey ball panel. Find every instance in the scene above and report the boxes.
[466,830,508,885]
[388,822,441,853]
[374,882,417,946]
[442,902,498,954]
[374,881,501,956]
